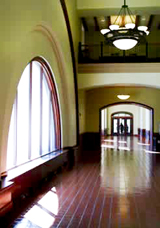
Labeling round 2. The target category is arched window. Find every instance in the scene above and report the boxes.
[7,58,61,169]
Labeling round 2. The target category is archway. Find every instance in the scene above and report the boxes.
[100,101,154,149]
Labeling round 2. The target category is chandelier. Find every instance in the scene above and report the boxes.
[101,0,149,50]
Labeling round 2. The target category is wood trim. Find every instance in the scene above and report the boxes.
[33,57,61,150]
[100,101,154,111]
[60,0,79,146]
[78,63,160,74]
[40,65,43,155]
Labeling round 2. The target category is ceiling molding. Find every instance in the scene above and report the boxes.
[78,63,160,74]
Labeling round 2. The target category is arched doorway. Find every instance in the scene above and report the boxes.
[100,101,154,149]
[111,112,133,136]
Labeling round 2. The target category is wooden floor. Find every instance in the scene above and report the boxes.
[9,136,160,227]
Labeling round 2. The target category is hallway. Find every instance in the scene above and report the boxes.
[11,137,160,228]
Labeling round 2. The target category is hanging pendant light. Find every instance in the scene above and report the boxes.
[101,0,149,50]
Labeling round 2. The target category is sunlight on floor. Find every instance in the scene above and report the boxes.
[118,140,127,144]
[24,205,55,228]
[138,142,150,146]
[118,146,130,151]
[24,187,59,228]
[101,144,115,149]
[38,191,59,215]
[144,150,160,154]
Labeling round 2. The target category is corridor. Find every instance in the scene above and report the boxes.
[11,137,160,228]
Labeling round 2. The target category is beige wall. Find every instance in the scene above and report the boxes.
[0,0,78,173]
[77,0,160,10]
[78,63,160,90]
[85,87,159,133]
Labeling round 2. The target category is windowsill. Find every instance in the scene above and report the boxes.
[1,149,67,190]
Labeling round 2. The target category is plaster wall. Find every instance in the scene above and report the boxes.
[0,0,78,173]
[85,87,158,133]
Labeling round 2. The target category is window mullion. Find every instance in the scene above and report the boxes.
[28,62,32,160]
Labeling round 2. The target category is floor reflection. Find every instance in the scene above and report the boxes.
[101,137,152,193]
[11,136,160,228]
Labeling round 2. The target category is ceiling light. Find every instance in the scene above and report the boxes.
[125,23,135,29]
[113,39,138,50]
[101,0,148,50]
[117,95,130,100]
[109,24,119,30]
[138,26,148,31]
[100,29,110,35]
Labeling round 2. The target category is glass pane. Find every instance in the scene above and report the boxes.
[113,119,118,133]
[50,104,56,151]
[127,119,131,133]
[17,64,30,165]
[119,118,125,134]
[42,75,50,155]
[7,103,16,169]
[31,62,41,159]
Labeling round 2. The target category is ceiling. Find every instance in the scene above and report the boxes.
[80,15,160,33]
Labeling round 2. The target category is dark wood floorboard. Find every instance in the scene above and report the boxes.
[8,136,160,227]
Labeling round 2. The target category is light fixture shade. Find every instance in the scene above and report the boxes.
[113,39,138,50]
[100,29,110,35]
[109,24,119,30]
[138,26,148,31]
[117,95,130,100]
[125,23,135,29]
[102,1,148,50]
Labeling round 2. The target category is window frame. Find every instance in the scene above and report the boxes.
[7,57,61,170]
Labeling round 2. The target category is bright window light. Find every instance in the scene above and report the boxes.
[24,205,54,228]
[7,59,59,169]
[17,64,30,165]
[31,61,41,159]
[42,76,50,155]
